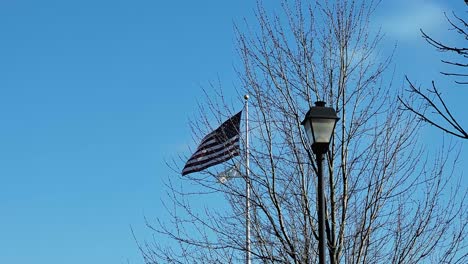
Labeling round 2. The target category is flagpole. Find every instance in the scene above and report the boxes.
[244,94,251,264]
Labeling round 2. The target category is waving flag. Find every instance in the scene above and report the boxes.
[182,111,242,176]
[217,162,241,183]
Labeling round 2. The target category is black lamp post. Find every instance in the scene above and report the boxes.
[301,101,339,264]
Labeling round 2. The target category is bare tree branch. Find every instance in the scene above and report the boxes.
[139,1,467,263]
[402,10,467,139]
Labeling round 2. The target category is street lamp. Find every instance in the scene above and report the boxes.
[301,101,339,264]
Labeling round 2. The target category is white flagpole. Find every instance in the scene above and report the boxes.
[244,94,251,264]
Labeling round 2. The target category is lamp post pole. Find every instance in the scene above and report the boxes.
[302,101,339,264]
[315,151,326,264]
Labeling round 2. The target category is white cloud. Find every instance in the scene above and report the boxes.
[378,1,446,41]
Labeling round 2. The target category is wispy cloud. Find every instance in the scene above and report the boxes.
[378,1,446,41]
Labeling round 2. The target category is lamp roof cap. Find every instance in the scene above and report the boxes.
[301,101,340,125]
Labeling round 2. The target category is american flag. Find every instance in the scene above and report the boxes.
[182,111,242,176]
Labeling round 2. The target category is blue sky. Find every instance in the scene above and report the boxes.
[0,1,466,263]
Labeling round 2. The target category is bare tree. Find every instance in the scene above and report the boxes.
[399,10,468,139]
[138,1,467,263]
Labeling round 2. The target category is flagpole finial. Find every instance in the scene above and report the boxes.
[244,94,249,100]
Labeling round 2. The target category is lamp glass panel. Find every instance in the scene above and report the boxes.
[311,118,336,143]
[303,120,313,143]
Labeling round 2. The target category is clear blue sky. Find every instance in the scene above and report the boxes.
[0,1,465,263]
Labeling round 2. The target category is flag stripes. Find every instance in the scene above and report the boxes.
[184,137,239,167]
[182,111,242,176]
